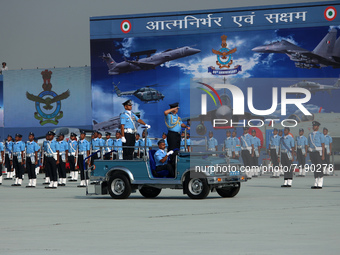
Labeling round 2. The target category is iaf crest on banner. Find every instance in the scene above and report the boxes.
[26,69,70,126]
[208,35,242,75]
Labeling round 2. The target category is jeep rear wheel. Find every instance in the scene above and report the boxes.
[139,186,162,198]
[216,183,241,198]
[185,177,210,199]
[108,174,131,199]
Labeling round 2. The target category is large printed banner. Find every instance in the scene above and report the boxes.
[90,2,340,163]
[3,67,92,137]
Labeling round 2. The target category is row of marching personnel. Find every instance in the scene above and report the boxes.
[206,121,333,189]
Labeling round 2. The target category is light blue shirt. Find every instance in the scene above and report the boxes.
[164,138,168,147]
[58,140,68,152]
[165,113,183,133]
[207,137,218,149]
[114,138,123,152]
[5,141,13,153]
[43,140,59,154]
[26,141,40,154]
[232,137,241,152]
[296,135,308,147]
[324,135,332,146]
[269,134,281,149]
[105,138,114,152]
[224,137,233,150]
[308,131,325,149]
[280,135,294,152]
[154,149,167,166]
[180,138,190,151]
[0,142,4,152]
[78,139,90,152]
[68,140,78,154]
[240,133,254,149]
[120,110,139,130]
[91,138,101,151]
[140,138,152,148]
[134,139,140,152]
[252,136,261,148]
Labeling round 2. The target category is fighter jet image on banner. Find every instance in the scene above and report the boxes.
[290,79,340,95]
[114,83,165,103]
[101,46,201,75]
[252,28,340,69]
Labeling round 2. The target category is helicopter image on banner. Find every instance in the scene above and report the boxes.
[113,82,165,103]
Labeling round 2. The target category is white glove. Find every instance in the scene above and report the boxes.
[167,150,174,156]
[145,124,151,129]
[121,137,126,143]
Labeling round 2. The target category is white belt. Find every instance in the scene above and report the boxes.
[45,153,54,157]
[124,128,136,134]
[69,152,76,156]
[27,153,35,157]
[297,145,302,149]
[242,146,251,151]
[78,151,86,156]
[13,152,21,156]
[5,151,11,154]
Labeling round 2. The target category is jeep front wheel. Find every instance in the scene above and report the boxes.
[216,183,241,198]
[185,177,210,199]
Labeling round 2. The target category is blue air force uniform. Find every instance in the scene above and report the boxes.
[308,121,325,188]
[68,136,78,181]
[165,102,186,151]
[296,132,308,173]
[154,145,174,177]
[113,138,123,160]
[25,139,40,184]
[207,137,218,152]
[78,137,90,183]
[12,138,25,185]
[120,105,139,160]
[224,137,233,157]
[180,137,190,152]
[104,137,114,160]
[269,132,281,169]
[140,138,152,157]
[280,134,295,182]
[323,131,333,175]
[240,131,254,168]
[5,139,14,177]
[43,136,60,187]
[57,139,68,184]
[232,137,241,157]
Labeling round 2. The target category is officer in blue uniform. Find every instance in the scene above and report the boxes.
[25,132,40,188]
[68,132,78,181]
[207,131,218,152]
[251,129,261,177]
[134,133,141,158]
[269,128,281,178]
[154,139,174,177]
[164,102,190,151]
[44,131,60,189]
[180,131,190,152]
[280,127,295,187]
[232,130,240,159]
[57,133,68,186]
[120,100,148,160]
[140,130,152,157]
[11,134,25,186]
[296,128,308,177]
[91,131,101,166]
[4,135,14,180]
[104,132,114,160]
[240,127,254,178]
[113,130,123,160]
[0,141,4,185]
[162,133,168,148]
[308,121,325,189]
[78,130,90,187]
[224,130,233,158]
[323,127,333,175]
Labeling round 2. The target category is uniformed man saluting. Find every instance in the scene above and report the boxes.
[120,100,149,160]
[164,102,190,151]
[308,121,325,189]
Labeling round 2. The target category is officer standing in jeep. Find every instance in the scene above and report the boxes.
[164,102,190,151]
[120,100,149,160]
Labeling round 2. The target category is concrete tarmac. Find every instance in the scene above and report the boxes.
[0,172,339,255]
